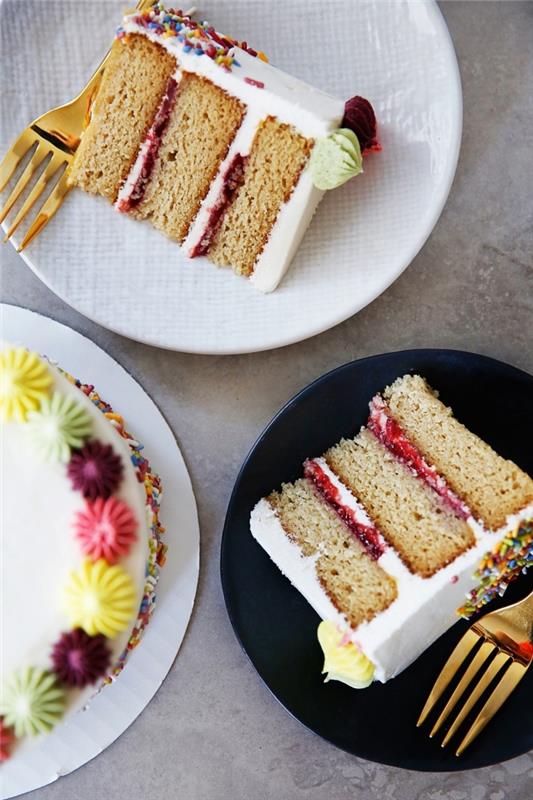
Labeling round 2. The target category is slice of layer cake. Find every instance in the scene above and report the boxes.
[0,346,165,758]
[68,3,379,292]
[250,375,533,686]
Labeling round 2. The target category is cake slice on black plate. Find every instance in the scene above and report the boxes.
[250,375,533,688]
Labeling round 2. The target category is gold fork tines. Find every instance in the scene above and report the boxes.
[0,69,102,251]
[0,0,154,251]
[2,147,68,242]
[417,588,533,756]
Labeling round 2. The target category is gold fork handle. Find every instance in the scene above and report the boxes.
[521,588,533,613]
[502,588,533,623]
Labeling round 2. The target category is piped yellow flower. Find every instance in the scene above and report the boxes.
[0,347,52,422]
[317,620,375,689]
[64,559,137,638]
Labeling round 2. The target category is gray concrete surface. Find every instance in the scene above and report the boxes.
[1,1,532,798]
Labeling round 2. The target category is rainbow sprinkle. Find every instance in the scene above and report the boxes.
[457,519,533,617]
[118,3,268,73]
[65,373,166,679]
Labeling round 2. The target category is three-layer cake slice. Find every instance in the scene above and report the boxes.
[68,3,378,292]
[250,375,533,686]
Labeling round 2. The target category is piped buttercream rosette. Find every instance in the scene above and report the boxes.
[0,347,52,422]
[51,629,112,688]
[310,128,362,190]
[67,440,124,499]
[0,667,66,738]
[25,391,93,462]
[73,496,138,563]
[309,94,380,191]
[317,621,375,689]
[64,559,138,638]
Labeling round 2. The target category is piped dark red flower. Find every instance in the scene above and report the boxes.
[342,96,381,154]
[0,718,15,761]
[67,440,124,499]
[51,629,112,688]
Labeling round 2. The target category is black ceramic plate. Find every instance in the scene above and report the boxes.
[221,350,533,771]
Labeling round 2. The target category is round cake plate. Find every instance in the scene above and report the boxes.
[0,0,462,354]
[221,349,533,771]
[0,304,200,798]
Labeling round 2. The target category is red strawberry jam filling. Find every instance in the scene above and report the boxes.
[367,395,471,520]
[304,458,385,560]
[117,76,178,213]
[190,153,248,257]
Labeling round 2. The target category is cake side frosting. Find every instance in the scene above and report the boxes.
[120,7,344,138]
[0,349,165,754]
[250,498,348,627]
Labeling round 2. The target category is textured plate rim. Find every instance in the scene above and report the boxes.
[220,348,532,771]
[7,0,462,356]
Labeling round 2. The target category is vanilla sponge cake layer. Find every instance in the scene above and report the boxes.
[133,73,245,242]
[208,117,313,276]
[267,479,397,629]
[325,428,475,578]
[68,35,176,201]
[383,375,533,529]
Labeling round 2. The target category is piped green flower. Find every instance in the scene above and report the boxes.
[309,128,363,190]
[0,667,65,737]
[26,391,93,462]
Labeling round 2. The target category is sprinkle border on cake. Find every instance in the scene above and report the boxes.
[65,371,166,678]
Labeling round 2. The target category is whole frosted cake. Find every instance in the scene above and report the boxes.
[68,2,380,292]
[250,375,533,688]
[0,346,165,760]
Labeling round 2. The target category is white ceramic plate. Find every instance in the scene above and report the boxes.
[0,304,200,799]
[0,0,462,354]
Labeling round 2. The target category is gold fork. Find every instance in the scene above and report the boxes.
[0,0,153,252]
[417,587,533,756]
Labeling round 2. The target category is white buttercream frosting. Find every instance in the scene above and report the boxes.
[121,17,343,139]
[250,498,348,628]
[1,357,150,713]
[250,462,533,683]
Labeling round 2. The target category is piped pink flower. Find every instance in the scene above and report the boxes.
[73,496,138,563]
